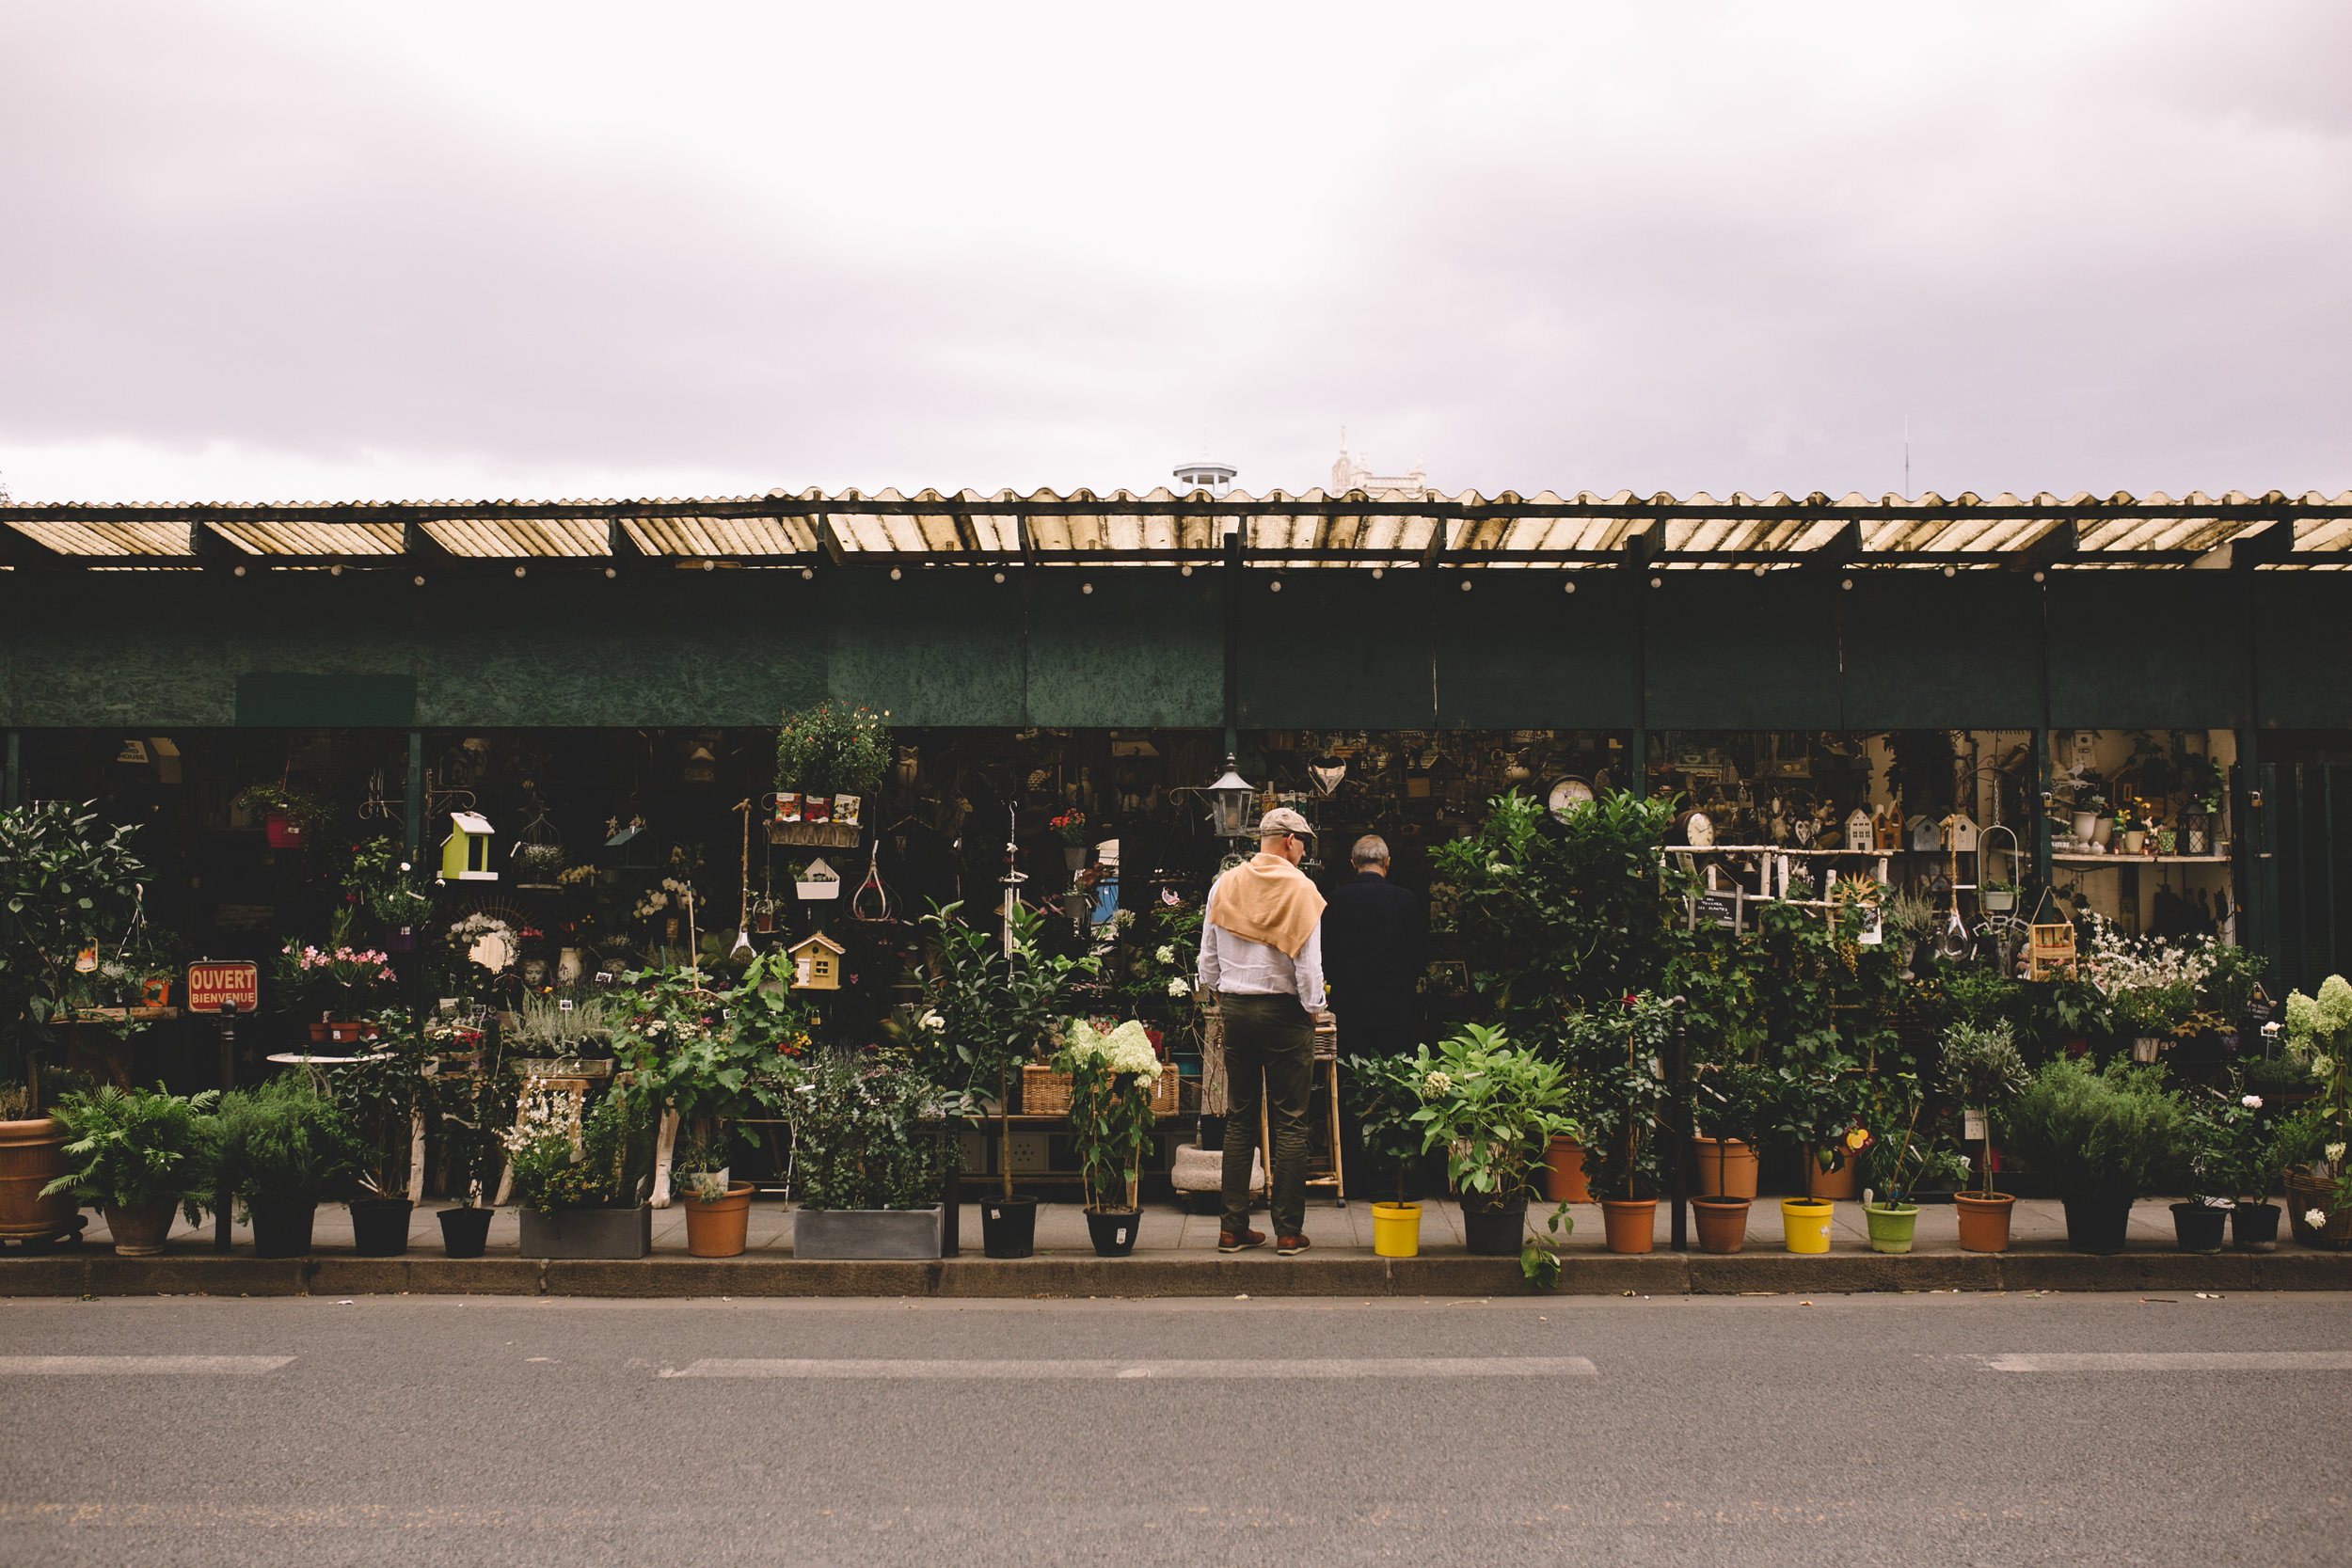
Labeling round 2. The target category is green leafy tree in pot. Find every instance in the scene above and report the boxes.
[0,801,151,1113]
[1561,995,1677,1205]
[1403,1022,1582,1287]
[1940,1020,2031,1198]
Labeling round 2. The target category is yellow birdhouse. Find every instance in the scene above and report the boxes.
[788,932,846,990]
[440,811,498,882]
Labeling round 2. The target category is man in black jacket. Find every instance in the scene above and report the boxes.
[1322,835,1428,1192]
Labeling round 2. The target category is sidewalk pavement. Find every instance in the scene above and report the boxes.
[7,1194,2349,1299]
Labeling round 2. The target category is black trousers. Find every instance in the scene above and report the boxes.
[1218,992,1316,1239]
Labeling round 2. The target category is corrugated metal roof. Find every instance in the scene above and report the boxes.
[5,486,2349,569]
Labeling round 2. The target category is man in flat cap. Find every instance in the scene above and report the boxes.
[1197,806,1326,1255]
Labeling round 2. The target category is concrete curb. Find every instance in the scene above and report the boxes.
[8,1246,2348,1298]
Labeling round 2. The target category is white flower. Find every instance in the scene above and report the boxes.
[1154,944,1175,964]
[2312,1055,2336,1077]
[1166,977,1190,997]
[1423,1070,1454,1096]
[2328,1143,2346,1164]
[1958,1155,1972,1169]
[2308,1209,2328,1228]
[917,1010,944,1031]
[2242,1094,2264,1110]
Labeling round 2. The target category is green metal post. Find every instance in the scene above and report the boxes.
[4,729,18,810]
[404,729,425,874]
[1222,529,1242,757]
[2032,729,2052,893]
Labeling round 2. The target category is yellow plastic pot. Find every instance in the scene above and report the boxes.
[1372,1201,1422,1259]
[1780,1197,1834,1254]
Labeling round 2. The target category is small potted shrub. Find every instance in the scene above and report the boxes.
[329,1019,431,1256]
[1856,1077,1967,1255]
[1564,999,1675,1258]
[1689,1063,1775,1254]
[209,1075,367,1258]
[2167,1091,2249,1254]
[1941,1019,2032,1251]
[787,1047,948,1259]
[2003,1058,2186,1254]
[41,1084,219,1255]
[623,965,796,1257]
[672,1133,755,1259]
[504,1080,656,1259]
[1057,1019,1162,1257]
[2279,975,2352,1248]
[1344,1052,1435,1257]
[1406,1023,1580,1284]
[435,1040,515,1258]
[234,782,334,850]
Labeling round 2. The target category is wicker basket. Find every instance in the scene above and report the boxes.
[2284,1169,2352,1250]
[1021,1063,1180,1117]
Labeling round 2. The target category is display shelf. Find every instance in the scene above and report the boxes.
[1662,845,1895,857]
[2053,853,2230,866]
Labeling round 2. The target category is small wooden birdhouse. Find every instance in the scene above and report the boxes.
[1844,808,1874,852]
[605,818,660,872]
[1942,812,1980,853]
[788,932,846,990]
[439,811,497,882]
[1907,815,1942,853]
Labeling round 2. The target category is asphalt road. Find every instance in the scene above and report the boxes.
[2,1289,2346,1567]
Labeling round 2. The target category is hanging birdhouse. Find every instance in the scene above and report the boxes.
[605,818,660,873]
[439,811,497,882]
[788,932,845,990]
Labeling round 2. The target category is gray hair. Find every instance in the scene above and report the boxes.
[1350,834,1391,867]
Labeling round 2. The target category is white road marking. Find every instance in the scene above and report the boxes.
[661,1356,1597,1380]
[1984,1351,2352,1372]
[0,1355,294,1375]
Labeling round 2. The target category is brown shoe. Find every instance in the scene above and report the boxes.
[1277,1234,1311,1256]
[1217,1227,1266,1253]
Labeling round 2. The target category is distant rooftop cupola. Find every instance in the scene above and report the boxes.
[1173,460,1235,498]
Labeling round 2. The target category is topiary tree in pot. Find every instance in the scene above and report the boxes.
[2001,1057,2186,1254]
[1940,1019,2033,1251]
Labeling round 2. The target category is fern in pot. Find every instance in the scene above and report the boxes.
[41,1084,219,1255]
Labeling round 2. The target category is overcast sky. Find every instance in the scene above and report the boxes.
[2,3,2346,506]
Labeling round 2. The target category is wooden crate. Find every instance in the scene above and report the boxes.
[1021,1063,1181,1117]
[2028,923,2076,981]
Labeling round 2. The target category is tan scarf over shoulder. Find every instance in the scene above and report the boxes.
[1208,852,1327,958]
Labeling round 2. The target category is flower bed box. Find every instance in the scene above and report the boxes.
[793,1205,944,1260]
[517,1203,652,1259]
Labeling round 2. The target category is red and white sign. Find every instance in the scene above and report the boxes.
[185,961,260,1014]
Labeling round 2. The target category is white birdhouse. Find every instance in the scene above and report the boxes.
[440,811,497,881]
[1942,812,1980,853]
[1844,808,1874,852]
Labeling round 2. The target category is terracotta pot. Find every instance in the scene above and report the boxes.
[1807,1152,1860,1201]
[1691,1196,1750,1254]
[103,1200,180,1256]
[1692,1136,1759,1199]
[682,1181,755,1258]
[1953,1191,2015,1253]
[1599,1197,1657,1255]
[1542,1137,1591,1204]
[0,1117,77,1241]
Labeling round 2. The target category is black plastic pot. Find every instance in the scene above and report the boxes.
[2060,1195,2133,1254]
[1198,1115,1226,1153]
[1085,1209,1143,1258]
[349,1197,414,1258]
[249,1201,317,1259]
[980,1195,1039,1259]
[437,1206,494,1259]
[2169,1200,2229,1254]
[2232,1202,2280,1253]
[1461,1197,1529,1258]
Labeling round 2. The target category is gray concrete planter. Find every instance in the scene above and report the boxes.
[518,1203,652,1259]
[793,1205,944,1259]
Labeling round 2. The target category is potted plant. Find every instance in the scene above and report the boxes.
[672,1132,755,1259]
[234,781,335,850]
[1053,1019,1161,1257]
[208,1075,367,1258]
[1940,1020,2033,1251]
[1979,879,2021,914]
[775,702,891,828]
[787,1046,948,1259]
[434,1029,515,1258]
[339,834,432,951]
[40,1084,219,1254]
[327,1019,432,1256]
[921,899,1098,1259]
[1560,998,1673,1259]
[1405,1023,1579,1284]
[1855,1075,1965,1255]
[2279,974,2352,1250]
[2169,1089,2252,1254]
[0,800,151,1248]
[277,907,399,1041]
[1690,1062,1772,1200]
[503,1078,656,1259]
[1343,1052,1435,1257]
[2003,1058,2185,1254]
[2084,918,2209,1063]
[1770,1062,1868,1201]
[1052,808,1090,870]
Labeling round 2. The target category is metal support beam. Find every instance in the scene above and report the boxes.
[4,730,18,810]
[404,729,425,886]
[1222,529,1242,754]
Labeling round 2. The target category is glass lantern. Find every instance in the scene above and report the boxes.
[1208,755,1255,840]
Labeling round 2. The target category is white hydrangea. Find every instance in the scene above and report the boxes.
[2308,1209,2328,1228]
[2242,1094,2264,1109]
[2327,1143,2346,1164]
[1066,1019,1163,1085]
[1154,944,1176,964]
[1167,977,1191,997]
[1423,1070,1454,1096]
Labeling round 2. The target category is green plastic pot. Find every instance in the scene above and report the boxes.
[1862,1201,1918,1255]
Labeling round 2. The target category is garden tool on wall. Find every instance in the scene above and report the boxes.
[729,799,756,958]
[850,834,895,923]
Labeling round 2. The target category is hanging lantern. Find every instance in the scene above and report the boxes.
[1208,755,1255,840]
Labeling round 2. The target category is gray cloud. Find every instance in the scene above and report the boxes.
[1,2,2345,503]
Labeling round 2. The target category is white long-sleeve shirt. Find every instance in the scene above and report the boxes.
[1197,875,1327,1010]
